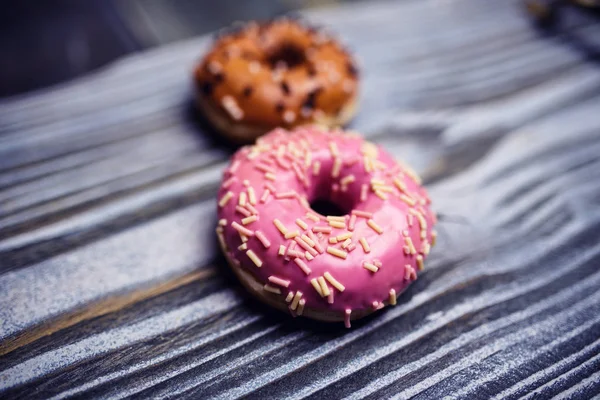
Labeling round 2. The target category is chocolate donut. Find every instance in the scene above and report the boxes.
[194,19,359,143]
[216,127,436,327]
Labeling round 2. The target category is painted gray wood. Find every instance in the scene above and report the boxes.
[1,0,599,398]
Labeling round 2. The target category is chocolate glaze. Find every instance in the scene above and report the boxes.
[194,19,358,129]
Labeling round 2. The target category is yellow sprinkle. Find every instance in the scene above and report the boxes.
[294,253,311,275]
[311,278,324,297]
[405,237,417,254]
[400,194,417,206]
[416,254,425,271]
[285,292,294,302]
[364,156,373,173]
[247,150,258,159]
[371,178,386,186]
[238,191,247,207]
[246,250,262,267]
[329,220,346,229]
[327,247,348,259]
[260,189,271,203]
[331,157,342,178]
[218,191,234,207]
[374,185,394,193]
[242,215,258,225]
[265,172,276,181]
[389,289,397,305]
[297,299,306,315]
[255,163,275,174]
[327,215,346,221]
[359,237,371,253]
[278,245,286,256]
[421,230,427,240]
[247,187,257,205]
[423,241,431,255]
[277,145,285,158]
[367,219,383,234]
[341,238,352,249]
[329,237,338,244]
[336,232,353,241]
[352,210,373,218]
[276,191,297,199]
[306,212,320,222]
[285,230,299,239]
[301,234,315,247]
[329,142,339,157]
[416,213,427,230]
[273,219,288,236]
[218,218,227,226]
[264,181,276,193]
[296,218,308,230]
[393,177,407,193]
[291,291,303,310]
[373,160,387,170]
[363,262,379,272]
[360,184,369,202]
[313,226,332,234]
[361,141,378,157]
[340,174,355,186]
[264,284,281,294]
[431,230,438,246]
[313,161,321,176]
[240,233,248,243]
[238,243,247,251]
[318,276,331,297]
[374,190,388,201]
[306,251,314,260]
[300,196,311,208]
[324,272,345,292]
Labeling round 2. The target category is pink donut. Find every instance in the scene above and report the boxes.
[216,127,436,327]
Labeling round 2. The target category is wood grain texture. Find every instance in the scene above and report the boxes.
[1,0,600,398]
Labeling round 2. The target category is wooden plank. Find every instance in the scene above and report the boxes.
[1,0,599,398]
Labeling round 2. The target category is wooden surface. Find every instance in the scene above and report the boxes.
[1,0,600,398]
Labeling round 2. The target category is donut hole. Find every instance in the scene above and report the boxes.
[307,162,359,217]
[310,198,347,217]
[266,42,307,69]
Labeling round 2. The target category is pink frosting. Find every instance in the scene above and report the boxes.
[216,127,436,325]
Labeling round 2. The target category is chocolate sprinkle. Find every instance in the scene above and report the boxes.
[280,81,291,96]
[275,102,285,113]
[241,51,255,60]
[347,62,358,77]
[307,66,317,77]
[243,86,253,97]
[200,81,213,96]
[214,73,225,83]
[303,87,322,110]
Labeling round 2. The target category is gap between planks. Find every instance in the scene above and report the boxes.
[0,267,216,357]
